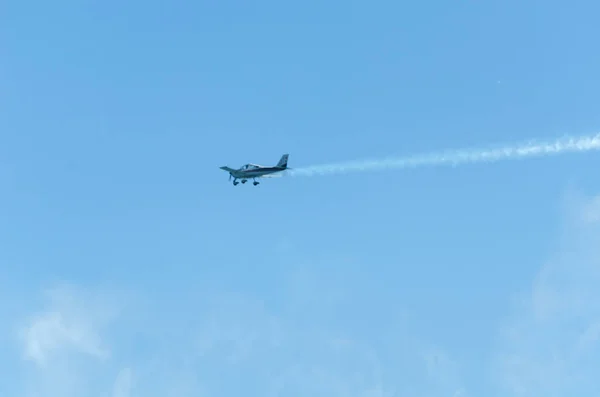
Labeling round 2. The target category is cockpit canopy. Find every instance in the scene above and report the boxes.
[240,163,260,170]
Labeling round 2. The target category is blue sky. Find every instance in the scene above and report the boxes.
[2,0,600,396]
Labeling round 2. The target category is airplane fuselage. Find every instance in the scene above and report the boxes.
[220,154,289,186]
[229,166,284,179]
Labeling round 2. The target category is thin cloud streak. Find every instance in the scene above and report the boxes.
[288,133,600,177]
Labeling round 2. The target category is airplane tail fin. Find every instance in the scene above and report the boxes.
[276,154,289,168]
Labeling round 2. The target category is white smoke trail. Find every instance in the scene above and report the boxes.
[288,133,600,177]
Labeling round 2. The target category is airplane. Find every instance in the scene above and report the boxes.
[219,154,289,185]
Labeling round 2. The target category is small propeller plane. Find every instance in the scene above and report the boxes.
[220,154,289,185]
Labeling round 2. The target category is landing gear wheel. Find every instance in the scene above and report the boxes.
[253,181,259,186]
[233,181,239,185]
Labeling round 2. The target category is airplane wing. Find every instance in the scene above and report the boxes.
[220,166,236,172]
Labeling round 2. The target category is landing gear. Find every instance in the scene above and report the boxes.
[230,176,259,186]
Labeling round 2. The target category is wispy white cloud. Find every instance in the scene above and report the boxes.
[19,310,107,366]
[16,192,600,397]
[5,267,465,397]
[111,367,133,397]
[12,285,123,397]
[492,191,600,396]
[581,194,600,223]
[8,186,600,397]
[17,285,120,367]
